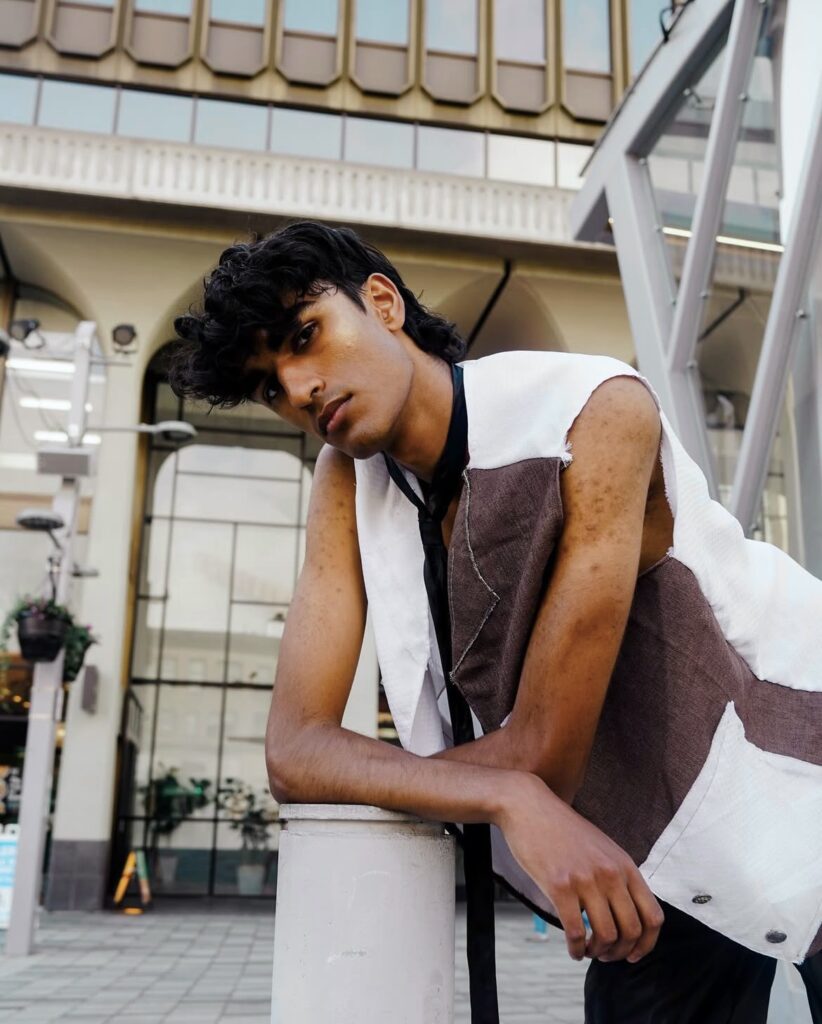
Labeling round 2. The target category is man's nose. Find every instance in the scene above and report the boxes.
[279,364,321,409]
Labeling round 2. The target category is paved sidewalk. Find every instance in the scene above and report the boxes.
[1,903,585,1023]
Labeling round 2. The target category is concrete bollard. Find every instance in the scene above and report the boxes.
[271,804,456,1024]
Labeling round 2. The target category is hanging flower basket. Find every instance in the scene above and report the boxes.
[17,613,69,663]
[0,596,98,680]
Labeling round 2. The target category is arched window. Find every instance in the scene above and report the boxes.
[124,359,322,896]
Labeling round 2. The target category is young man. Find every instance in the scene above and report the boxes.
[171,221,822,1023]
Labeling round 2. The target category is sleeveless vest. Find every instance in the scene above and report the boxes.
[353,350,822,963]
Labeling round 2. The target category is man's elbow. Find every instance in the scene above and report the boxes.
[265,726,304,804]
[511,731,585,804]
[265,719,335,805]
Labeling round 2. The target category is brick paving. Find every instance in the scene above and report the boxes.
[1,904,812,1022]
[0,903,585,1022]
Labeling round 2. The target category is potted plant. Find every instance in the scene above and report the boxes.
[218,778,278,896]
[141,765,212,886]
[0,596,97,681]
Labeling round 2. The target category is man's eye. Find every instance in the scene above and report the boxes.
[263,380,280,404]
[295,322,316,349]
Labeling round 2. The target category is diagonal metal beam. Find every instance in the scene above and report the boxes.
[664,0,765,485]
[730,83,822,532]
[571,0,734,243]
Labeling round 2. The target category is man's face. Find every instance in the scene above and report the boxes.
[244,275,414,459]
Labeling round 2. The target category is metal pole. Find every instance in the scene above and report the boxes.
[730,85,822,533]
[666,0,764,484]
[4,323,94,956]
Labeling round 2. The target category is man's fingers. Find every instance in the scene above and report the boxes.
[625,874,665,962]
[598,885,643,962]
[551,889,588,961]
[579,889,618,960]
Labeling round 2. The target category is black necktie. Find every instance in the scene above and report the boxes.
[384,363,500,1024]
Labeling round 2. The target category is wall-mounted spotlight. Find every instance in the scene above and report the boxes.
[111,324,137,351]
[10,319,45,349]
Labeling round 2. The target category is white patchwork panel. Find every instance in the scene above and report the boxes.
[641,703,822,962]
[660,414,822,694]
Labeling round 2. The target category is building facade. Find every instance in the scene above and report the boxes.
[0,0,810,910]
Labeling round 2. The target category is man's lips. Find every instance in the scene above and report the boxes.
[318,397,350,435]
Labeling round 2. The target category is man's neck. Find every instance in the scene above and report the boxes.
[385,352,454,483]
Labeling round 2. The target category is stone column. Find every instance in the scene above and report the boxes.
[272,805,455,1024]
[46,361,141,910]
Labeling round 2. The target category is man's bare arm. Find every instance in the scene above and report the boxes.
[266,439,663,962]
[432,376,662,802]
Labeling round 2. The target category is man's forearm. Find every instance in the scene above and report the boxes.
[430,725,578,803]
[267,719,522,826]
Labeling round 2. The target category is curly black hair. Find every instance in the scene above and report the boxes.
[170,221,465,407]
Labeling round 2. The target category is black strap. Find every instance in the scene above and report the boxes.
[384,364,499,1024]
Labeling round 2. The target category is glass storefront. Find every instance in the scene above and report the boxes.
[115,358,321,897]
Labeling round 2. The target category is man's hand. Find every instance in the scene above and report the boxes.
[497,773,664,962]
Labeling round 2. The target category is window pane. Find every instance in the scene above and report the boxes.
[227,604,284,685]
[488,134,555,187]
[149,820,214,895]
[356,0,409,45]
[130,684,157,813]
[38,80,116,135]
[270,107,343,160]
[135,0,192,13]
[194,98,268,151]
[283,0,338,34]
[213,819,278,895]
[174,473,299,525]
[132,598,163,679]
[557,141,591,189]
[344,117,414,169]
[417,125,484,177]
[0,74,38,126]
[494,0,544,64]
[163,520,233,680]
[426,0,477,55]
[629,0,661,76]
[218,688,273,807]
[139,517,170,599]
[233,525,298,605]
[563,0,611,73]
[211,0,265,25]
[117,89,193,143]
[77,0,114,6]
[177,444,301,479]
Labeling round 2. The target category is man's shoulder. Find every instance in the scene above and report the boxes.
[463,350,649,470]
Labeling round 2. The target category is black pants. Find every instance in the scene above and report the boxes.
[584,901,822,1023]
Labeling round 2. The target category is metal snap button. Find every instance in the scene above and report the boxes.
[766,931,787,944]
[692,894,712,905]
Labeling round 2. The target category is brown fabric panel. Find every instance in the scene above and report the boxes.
[573,558,729,865]
[448,461,822,876]
[448,458,565,731]
[575,556,822,866]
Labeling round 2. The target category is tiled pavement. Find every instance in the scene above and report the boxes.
[0,903,586,1022]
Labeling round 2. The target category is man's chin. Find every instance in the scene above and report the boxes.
[328,430,387,461]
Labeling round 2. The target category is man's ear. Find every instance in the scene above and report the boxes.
[364,273,405,331]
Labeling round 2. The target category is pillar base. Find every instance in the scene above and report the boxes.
[45,839,109,910]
